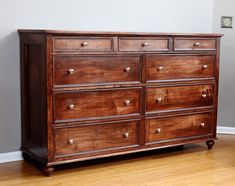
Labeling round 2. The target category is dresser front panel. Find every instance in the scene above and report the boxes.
[53,88,141,122]
[174,37,216,51]
[54,120,140,158]
[53,55,142,87]
[53,37,114,52]
[147,55,215,82]
[145,112,213,144]
[146,84,214,114]
[119,37,170,52]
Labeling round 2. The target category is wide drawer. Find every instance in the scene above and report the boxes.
[54,88,141,122]
[147,55,215,81]
[53,55,141,87]
[145,113,213,144]
[146,84,214,114]
[119,37,170,52]
[53,37,114,52]
[54,120,140,157]
[174,37,216,51]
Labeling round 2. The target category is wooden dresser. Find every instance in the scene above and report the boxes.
[18,30,222,176]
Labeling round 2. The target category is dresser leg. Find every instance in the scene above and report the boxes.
[42,166,54,177]
[206,140,215,150]
[22,152,32,161]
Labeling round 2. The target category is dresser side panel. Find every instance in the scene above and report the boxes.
[20,33,48,163]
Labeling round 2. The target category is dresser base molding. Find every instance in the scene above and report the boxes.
[18,30,222,176]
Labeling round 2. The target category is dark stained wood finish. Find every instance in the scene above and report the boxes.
[53,55,142,87]
[54,120,140,158]
[18,30,222,176]
[53,37,114,52]
[119,37,170,52]
[174,37,216,51]
[53,88,141,122]
[147,54,215,82]
[145,112,213,144]
[146,84,215,114]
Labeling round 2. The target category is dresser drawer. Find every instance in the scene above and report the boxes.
[145,113,213,144]
[174,37,216,51]
[146,84,214,114]
[119,37,170,52]
[147,55,215,81]
[53,55,141,87]
[54,120,140,157]
[53,37,114,52]
[54,88,141,122]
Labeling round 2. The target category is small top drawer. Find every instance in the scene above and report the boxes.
[119,37,170,52]
[53,37,114,52]
[174,37,216,51]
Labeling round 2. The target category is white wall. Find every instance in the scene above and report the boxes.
[213,0,235,127]
[0,0,214,153]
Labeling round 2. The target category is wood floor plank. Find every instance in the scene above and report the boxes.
[0,134,235,186]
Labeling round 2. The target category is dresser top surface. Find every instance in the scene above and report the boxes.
[18,29,223,37]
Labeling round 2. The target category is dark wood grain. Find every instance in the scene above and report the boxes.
[18,30,222,176]
[174,37,216,51]
[145,112,213,144]
[54,120,140,157]
[146,84,215,114]
[53,55,141,87]
[18,29,223,37]
[147,54,215,81]
[53,88,141,122]
[53,37,114,52]
[119,37,170,52]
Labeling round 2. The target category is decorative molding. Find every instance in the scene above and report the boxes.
[0,151,22,164]
[217,126,235,134]
[0,126,234,164]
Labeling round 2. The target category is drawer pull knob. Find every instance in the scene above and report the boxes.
[194,42,200,47]
[124,67,131,72]
[142,42,149,47]
[124,100,131,106]
[81,41,88,47]
[123,132,129,138]
[202,65,208,69]
[156,128,161,133]
[67,68,75,74]
[201,123,205,127]
[68,104,75,110]
[201,94,207,99]
[68,139,74,145]
[157,66,164,71]
[156,97,163,103]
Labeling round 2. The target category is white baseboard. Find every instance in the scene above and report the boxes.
[0,151,22,164]
[217,126,235,134]
[0,126,234,164]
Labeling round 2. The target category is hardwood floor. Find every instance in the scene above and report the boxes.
[0,134,235,186]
